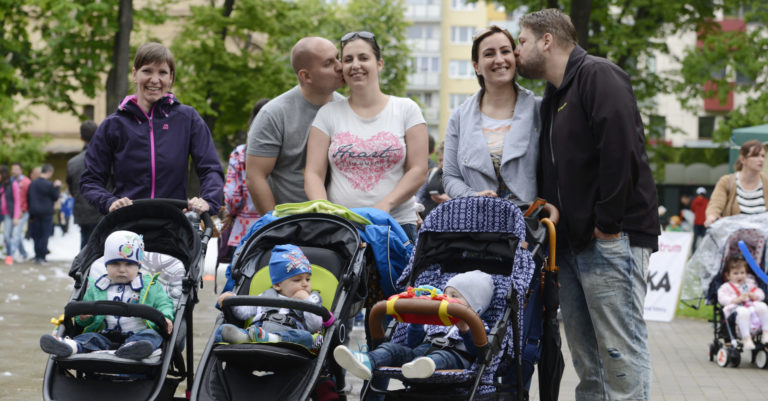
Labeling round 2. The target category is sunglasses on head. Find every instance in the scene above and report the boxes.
[341,31,376,45]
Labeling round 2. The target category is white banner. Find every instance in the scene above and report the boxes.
[643,231,693,322]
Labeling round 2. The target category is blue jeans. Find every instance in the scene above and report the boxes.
[12,212,28,258]
[558,234,651,401]
[214,323,316,349]
[73,329,163,353]
[367,341,468,371]
[400,223,418,244]
[2,214,13,256]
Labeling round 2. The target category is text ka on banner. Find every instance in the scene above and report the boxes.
[644,231,693,322]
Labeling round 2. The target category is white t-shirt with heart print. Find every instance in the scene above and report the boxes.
[312,96,426,224]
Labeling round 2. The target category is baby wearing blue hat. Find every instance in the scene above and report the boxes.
[216,244,324,350]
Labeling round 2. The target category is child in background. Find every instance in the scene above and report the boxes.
[40,230,174,360]
[718,255,768,350]
[333,270,494,379]
[216,244,324,350]
[666,215,683,232]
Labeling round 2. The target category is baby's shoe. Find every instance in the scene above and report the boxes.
[402,356,436,379]
[221,324,251,344]
[248,326,280,343]
[40,334,78,357]
[743,338,756,351]
[333,345,372,380]
[116,340,154,360]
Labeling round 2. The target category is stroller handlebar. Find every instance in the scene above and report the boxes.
[220,295,333,323]
[368,298,488,347]
[64,301,171,339]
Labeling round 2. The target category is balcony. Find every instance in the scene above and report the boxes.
[405,5,441,21]
[407,72,441,90]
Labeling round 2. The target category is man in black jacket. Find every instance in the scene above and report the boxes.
[67,120,102,249]
[28,164,61,264]
[516,9,659,401]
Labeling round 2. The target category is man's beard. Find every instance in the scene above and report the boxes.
[516,49,546,80]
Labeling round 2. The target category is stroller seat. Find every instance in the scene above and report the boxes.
[49,251,186,372]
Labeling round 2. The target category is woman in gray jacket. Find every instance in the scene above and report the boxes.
[443,26,540,203]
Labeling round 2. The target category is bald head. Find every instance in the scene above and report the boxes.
[291,37,335,75]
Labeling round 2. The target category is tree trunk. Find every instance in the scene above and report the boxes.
[106,0,133,115]
[570,0,592,49]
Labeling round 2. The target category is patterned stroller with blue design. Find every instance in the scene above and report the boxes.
[362,196,561,400]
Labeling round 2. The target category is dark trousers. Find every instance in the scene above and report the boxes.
[29,214,53,261]
[79,224,96,250]
[693,225,707,251]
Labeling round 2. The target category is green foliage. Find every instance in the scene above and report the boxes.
[1,0,166,164]
[171,0,411,157]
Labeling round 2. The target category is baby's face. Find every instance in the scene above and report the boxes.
[274,273,312,299]
[106,261,140,283]
[444,286,468,307]
[727,264,747,285]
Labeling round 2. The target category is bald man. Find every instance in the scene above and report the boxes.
[246,37,345,214]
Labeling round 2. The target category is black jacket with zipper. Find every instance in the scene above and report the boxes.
[539,46,659,252]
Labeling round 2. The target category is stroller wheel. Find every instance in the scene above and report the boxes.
[716,348,730,367]
[754,349,768,369]
[729,348,741,368]
[708,342,719,362]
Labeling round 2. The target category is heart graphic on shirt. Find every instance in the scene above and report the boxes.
[330,131,405,191]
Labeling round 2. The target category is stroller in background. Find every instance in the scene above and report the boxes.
[361,196,561,400]
[705,228,768,368]
[191,213,367,401]
[42,199,213,401]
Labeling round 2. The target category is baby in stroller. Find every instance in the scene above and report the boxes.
[334,270,494,380]
[39,230,174,360]
[717,254,768,350]
[215,244,324,350]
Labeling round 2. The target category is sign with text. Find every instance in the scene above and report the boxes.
[643,232,693,322]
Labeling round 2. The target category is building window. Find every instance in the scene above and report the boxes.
[450,94,471,111]
[407,26,422,39]
[449,60,474,79]
[698,116,715,139]
[735,69,754,85]
[413,57,440,73]
[450,26,475,44]
[648,114,666,139]
[646,56,656,74]
[451,0,476,11]
[83,105,95,120]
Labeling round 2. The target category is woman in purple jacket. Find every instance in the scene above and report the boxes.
[81,42,224,215]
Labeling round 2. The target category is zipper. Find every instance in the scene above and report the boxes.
[149,105,156,199]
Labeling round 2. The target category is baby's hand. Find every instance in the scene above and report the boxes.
[78,314,93,321]
[456,319,470,333]
[293,290,311,300]
[165,318,173,335]
[217,291,235,308]
[748,292,760,301]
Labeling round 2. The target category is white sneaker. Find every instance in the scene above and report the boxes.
[333,345,372,380]
[40,334,78,357]
[221,324,251,344]
[401,356,436,379]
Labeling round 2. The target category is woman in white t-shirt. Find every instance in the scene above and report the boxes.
[305,31,428,241]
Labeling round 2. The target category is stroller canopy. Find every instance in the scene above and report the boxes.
[682,213,768,302]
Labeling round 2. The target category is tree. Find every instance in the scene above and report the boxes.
[0,0,165,166]
[171,0,411,157]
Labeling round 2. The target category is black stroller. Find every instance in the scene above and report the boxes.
[361,196,561,400]
[42,199,213,401]
[706,227,768,368]
[190,213,367,400]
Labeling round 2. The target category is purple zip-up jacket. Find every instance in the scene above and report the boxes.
[81,93,224,215]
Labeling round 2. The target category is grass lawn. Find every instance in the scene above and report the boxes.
[675,299,713,320]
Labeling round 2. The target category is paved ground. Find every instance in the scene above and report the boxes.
[2,241,767,400]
